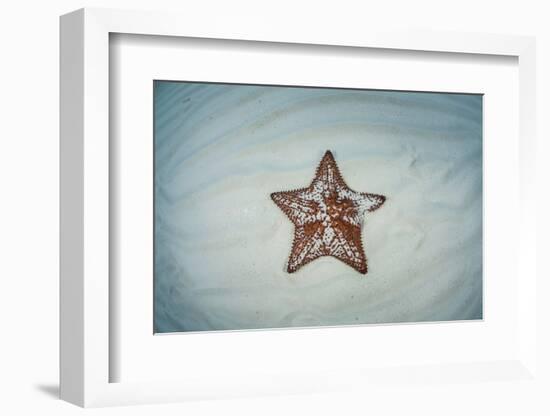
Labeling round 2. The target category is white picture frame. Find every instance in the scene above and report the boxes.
[60,7,537,407]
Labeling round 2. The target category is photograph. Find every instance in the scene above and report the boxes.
[153,81,483,333]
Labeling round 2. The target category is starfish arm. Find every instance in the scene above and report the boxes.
[361,192,386,212]
[311,151,348,195]
[338,188,386,221]
[271,189,318,226]
[328,225,368,274]
[286,224,325,273]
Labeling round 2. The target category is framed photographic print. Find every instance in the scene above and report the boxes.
[60,8,538,407]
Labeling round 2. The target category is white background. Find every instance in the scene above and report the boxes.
[0,0,548,415]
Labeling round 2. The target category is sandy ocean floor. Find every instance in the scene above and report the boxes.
[153,81,482,333]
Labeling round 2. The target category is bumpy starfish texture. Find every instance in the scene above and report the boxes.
[271,150,385,274]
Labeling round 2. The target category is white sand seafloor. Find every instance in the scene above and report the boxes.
[153,81,483,333]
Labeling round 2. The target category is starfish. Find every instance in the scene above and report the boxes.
[271,150,386,274]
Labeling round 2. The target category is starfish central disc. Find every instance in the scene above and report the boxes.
[271,151,386,274]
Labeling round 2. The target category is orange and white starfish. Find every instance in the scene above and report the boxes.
[271,151,386,274]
